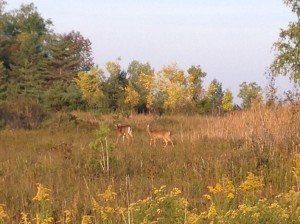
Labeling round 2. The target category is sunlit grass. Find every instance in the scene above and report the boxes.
[0,105,299,222]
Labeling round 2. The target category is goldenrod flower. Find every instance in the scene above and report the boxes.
[170,187,181,196]
[208,203,217,218]
[239,172,264,192]
[81,215,93,224]
[0,204,8,222]
[203,194,212,200]
[32,183,51,202]
[104,206,114,214]
[63,210,72,224]
[208,183,222,194]
[99,185,116,202]
[154,185,166,195]
[227,192,235,199]
[20,212,31,224]
[222,177,235,194]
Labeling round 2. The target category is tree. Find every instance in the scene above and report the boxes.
[270,0,300,87]
[186,65,206,101]
[74,66,104,107]
[238,82,262,108]
[222,89,234,112]
[9,32,44,99]
[124,81,140,113]
[0,61,7,99]
[157,64,187,113]
[139,72,155,112]
[41,31,93,86]
[103,59,128,111]
[127,60,154,113]
[204,79,223,114]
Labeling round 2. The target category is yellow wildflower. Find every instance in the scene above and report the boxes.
[222,177,235,194]
[170,187,182,196]
[81,215,93,224]
[157,209,161,214]
[104,206,114,214]
[208,183,222,194]
[99,185,116,202]
[227,192,235,199]
[32,183,51,202]
[41,217,54,224]
[203,194,212,200]
[239,172,264,192]
[208,203,217,218]
[0,204,8,222]
[91,197,102,214]
[63,210,72,224]
[116,207,127,215]
[154,185,166,195]
[20,212,31,224]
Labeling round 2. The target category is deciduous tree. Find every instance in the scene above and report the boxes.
[74,66,104,107]
[238,82,262,108]
[222,89,234,112]
[270,0,300,88]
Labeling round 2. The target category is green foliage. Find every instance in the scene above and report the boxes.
[42,81,84,111]
[0,61,7,100]
[270,0,300,87]
[238,82,262,108]
[89,123,115,174]
[103,60,128,112]
[127,60,154,113]
[186,65,206,100]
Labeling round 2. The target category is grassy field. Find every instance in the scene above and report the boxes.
[0,105,300,223]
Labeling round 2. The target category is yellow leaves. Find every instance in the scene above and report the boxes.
[124,81,139,108]
[222,89,234,112]
[16,32,30,43]
[139,72,154,91]
[32,183,51,202]
[74,66,103,103]
[139,72,155,110]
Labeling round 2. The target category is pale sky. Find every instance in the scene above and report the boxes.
[6,1,297,100]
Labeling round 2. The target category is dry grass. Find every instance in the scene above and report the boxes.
[0,105,299,221]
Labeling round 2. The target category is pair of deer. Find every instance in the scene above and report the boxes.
[115,124,174,147]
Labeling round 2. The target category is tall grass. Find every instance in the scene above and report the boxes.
[0,105,299,222]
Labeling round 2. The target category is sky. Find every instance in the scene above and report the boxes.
[6,0,297,101]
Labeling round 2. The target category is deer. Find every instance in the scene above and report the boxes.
[146,124,174,147]
[115,123,133,144]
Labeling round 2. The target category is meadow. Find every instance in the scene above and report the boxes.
[0,105,300,223]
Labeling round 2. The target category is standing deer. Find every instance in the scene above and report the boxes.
[146,124,174,147]
[115,124,133,144]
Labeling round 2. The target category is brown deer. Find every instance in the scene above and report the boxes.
[115,124,133,144]
[146,124,174,147]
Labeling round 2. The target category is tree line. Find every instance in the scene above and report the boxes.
[0,1,299,117]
